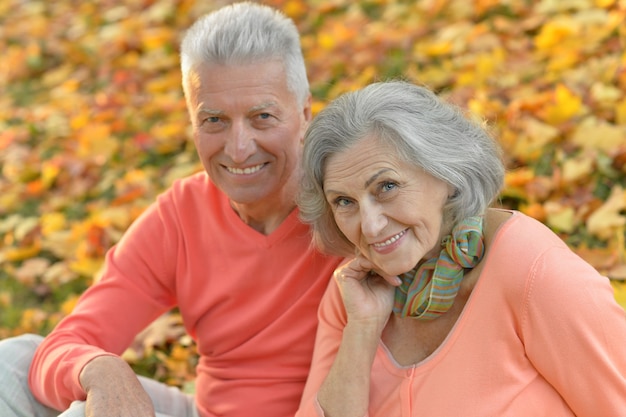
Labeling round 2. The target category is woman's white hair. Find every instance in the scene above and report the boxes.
[298,81,505,256]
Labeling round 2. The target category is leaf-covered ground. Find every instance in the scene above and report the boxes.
[1,0,625,387]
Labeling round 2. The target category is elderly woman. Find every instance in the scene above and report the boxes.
[296,81,626,417]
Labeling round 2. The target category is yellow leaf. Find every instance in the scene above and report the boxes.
[0,188,22,214]
[616,99,626,125]
[170,344,191,361]
[41,230,76,259]
[13,216,39,241]
[41,64,74,89]
[41,212,67,237]
[504,168,534,188]
[20,309,47,333]
[608,264,626,281]
[61,294,80,316]
[69,257,104,278]
[318,33,335,50]
[562,152,595,183]
[421,41,453,57]
[283,0,307,18]
[590,82,622,104]
[611,281,626,311]
[546,49,580,72]
[150,122,187,154]
[534,19,578,51]
[93,206,132,230]
[0,291,11,308]
[41,162,60,189]
[140,28,175,52]
[520,202,547,223]
[145,72,182,94]
[42,261,77,285]
[541,84,583,124]
[70,111,90,130]
[587,186,626,240]
[571,117,626,153]
[544,202,576,234]
[513,117,559,161]
[311,100,326,116]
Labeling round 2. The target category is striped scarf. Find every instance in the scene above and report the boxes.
[393,216,485,320]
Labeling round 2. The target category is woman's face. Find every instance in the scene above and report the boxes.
[323,135,452,277]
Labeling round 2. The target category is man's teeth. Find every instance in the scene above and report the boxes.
[373,230,406,248]
[227,164,264,175]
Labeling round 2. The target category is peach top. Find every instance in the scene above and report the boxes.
[30,172,343,417]
[297,211,626,417]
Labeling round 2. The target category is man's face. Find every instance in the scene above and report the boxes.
[186,60,311,207]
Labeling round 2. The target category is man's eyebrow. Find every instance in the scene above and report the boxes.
[249,101,278,113]
[196,106,224,116]
[195,101,278,116]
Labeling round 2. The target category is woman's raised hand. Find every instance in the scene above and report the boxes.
[333,256,401,332]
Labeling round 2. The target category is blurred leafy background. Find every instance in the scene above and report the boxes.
[1,0,625,389]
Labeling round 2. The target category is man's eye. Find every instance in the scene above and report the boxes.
[255,112,275,122]
[207,116,220,123]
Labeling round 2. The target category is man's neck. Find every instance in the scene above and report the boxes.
[230,200,297,235]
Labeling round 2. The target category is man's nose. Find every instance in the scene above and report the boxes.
[224,121,256,163]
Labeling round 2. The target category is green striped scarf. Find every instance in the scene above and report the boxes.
[393,216,485,320]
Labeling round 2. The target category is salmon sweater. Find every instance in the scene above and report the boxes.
[29,171,343,417]
[297,210,626,416]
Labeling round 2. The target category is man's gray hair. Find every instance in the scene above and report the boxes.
[180,2,309,107]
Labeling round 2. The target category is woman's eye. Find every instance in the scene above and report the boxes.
[382,181,397,192]
[333,197,352,207]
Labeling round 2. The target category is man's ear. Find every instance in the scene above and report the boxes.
[303,93,313,123]
[300,93,313,145]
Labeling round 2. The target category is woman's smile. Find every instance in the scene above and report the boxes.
[371,229,408,254]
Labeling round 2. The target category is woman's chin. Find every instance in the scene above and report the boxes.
[373,262,417,279]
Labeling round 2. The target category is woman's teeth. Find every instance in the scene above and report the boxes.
[373,230,406,248]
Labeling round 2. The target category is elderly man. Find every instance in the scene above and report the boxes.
[0,3,342,417]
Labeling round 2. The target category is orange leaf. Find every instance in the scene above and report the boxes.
[76,123,118,163]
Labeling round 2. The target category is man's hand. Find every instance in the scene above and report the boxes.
[80,355,156,417]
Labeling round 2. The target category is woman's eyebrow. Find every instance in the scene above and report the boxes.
[364,168,392,188]
[324,168,393,196]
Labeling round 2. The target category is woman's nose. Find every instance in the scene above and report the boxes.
[360,202,387,238]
